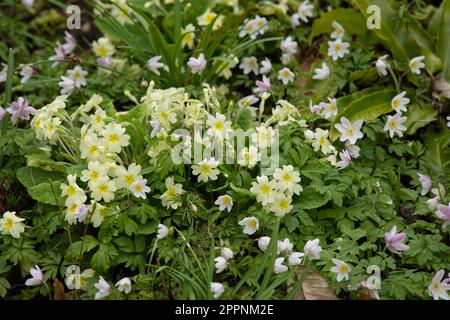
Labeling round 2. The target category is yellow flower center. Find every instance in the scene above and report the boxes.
[393,99,399,107]
[222,196,231,204]
[135,184,143,192]
[205,13,216,24]
[200,164,211,174]
[214,121,224,131]
[124,174,135,186]
[159,111,168,120]
[73,71,81,80]
[98,184,108,193]
[282,173,292,183]
[166,187,175,197]
[67,185,76,196]
[339,265,348,273]
[90,171,99,180]
[279,199,289,209]
[79,276,86,288]
[248,219,257,228]
[68,204,79,214]
[260,184,271,194]
[98,46,107,58]
[108,134,119,144]
[4,218,13,231]
[183,33,192,44]
[335,44,342,51]
[47,123,55,132]
[346,127,355,136]
[98,208,106,217]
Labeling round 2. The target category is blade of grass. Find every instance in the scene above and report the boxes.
[285,260,311,300]
[206,235,215,300]
[1,48,14,135]
[255,218,280,298]
[257,272,292,300]
[173,0,182,42]
[3,48,14,106]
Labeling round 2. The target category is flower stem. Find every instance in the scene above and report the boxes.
[49,179,72,247]
[146,239,159,273]
[387,65,401,93]
[286,259,311,300]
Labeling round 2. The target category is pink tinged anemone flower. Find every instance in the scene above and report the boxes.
[97,56,112,67]
[94,276,110,300]
[187,53,207,74]
[25,265,43,286]
[49,42,66,68]
[360,280,380,300]
[6,97,37,124]
[146,56,165,75]
[150,118,161,138]
[62,31,77,54]
[74,204,89,222]
[336,149,352,169]
[427,196,440,210]
[255,75,271,93]
[384,225,409,254]
[428,270,450,300]
[435,203,450,229]
[417,173,432,196]
[309,100,321,114]
[58,76,76,95]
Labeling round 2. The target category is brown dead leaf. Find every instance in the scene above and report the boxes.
[358,291,374,300]
[291,266,339,300]
[53,278,71,300]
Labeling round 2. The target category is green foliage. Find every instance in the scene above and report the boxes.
[436,0,450,81]
[352,0,420,62]
[0,0,449,302]
[308,8,367,43]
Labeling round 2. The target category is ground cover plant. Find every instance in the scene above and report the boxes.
[0,0,449,300]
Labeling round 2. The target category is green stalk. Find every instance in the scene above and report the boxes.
[49,179,73,248]
[146,239,159,273]
[387,65,401,93]
[1,49,14,135]
[177,228,209,283]
[285,260,311,300]
[256,218,280,298]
